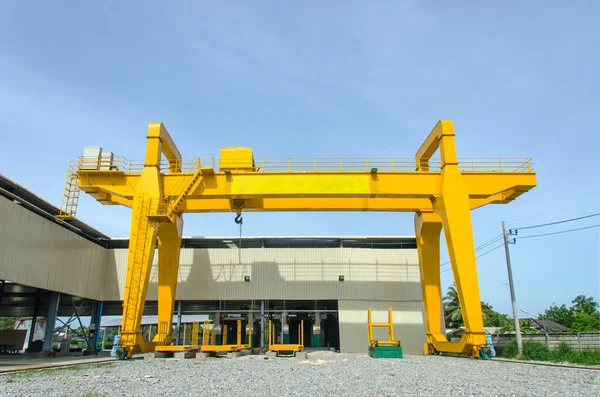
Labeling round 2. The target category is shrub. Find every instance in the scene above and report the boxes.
[500,340,518,358]
[568,348,600,366]
[497,340,600,366]
[521,341,551,361]
[551,342,572,362]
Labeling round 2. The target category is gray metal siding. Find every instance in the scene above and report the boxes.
[338,300,426,355]
[105,248,422,302]
[0,197,107,300]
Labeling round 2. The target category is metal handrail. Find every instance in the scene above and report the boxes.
[73,156,533,174]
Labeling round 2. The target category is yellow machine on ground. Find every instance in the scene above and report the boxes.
[57,120,536,358]
[268,320,304,355]
[368,308,402,358]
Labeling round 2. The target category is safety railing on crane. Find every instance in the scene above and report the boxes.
[216,157,534,174]
[69,156,533,175]
[70,154,216,175]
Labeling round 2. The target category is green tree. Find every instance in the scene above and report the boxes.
[571,295,599,316]
[443,284,508,328]
[443,285,463,328]
[569,312,600,332]
[540,304,574,328]
[498,319,539,334]
[0,317,16,330]
[481,302,508,327]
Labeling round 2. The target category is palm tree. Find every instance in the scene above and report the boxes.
[443,285,463,328]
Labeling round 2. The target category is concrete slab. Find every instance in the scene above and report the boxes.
[0,353,121,374]
[226,352,239,359]
[174,351,196,359]
[295,352,308,361]
[143,353,156,361]
[265,351,277,359]
[195,352,210,360]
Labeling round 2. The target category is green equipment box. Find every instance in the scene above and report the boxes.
[369,345,403,358]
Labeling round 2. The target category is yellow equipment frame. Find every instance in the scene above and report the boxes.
[368,307,401,347]
[268,320,304,353]
[58,120,536,358]
[199,319,252,353]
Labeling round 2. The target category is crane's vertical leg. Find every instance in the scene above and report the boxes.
[414,211,443,354]
[433,164,486,357]
[119,123,166,358]
[119,195,159,357]
[153,216,183,346]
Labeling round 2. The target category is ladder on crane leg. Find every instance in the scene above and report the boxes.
[56,172,80,221]
[123,199,152,330]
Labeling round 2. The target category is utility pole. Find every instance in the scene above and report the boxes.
[502,221,522,355]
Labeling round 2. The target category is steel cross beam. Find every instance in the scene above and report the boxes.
[65,120,536,358]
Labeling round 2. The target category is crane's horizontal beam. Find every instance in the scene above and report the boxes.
[77,171,535,212]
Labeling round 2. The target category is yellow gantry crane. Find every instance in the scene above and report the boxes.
[57,120,536,358]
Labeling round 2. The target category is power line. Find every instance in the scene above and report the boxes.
[474,235,503,251]
[440,243,505,273]
[440,234,503,267]
[516,224,599,240]
[506,199,600,224]
[514,213,599,231]
[476,243,505,259]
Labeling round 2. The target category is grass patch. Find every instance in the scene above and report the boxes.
[498,340,600,365]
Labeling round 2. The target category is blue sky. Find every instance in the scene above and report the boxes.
[0,1,598,317]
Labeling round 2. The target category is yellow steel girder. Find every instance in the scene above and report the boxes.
[62,120,536,358]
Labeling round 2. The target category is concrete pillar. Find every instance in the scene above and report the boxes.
[42,292,60,352]
[246,311,254,346]
[282,312,289,344]
[260,301,265,348]
[213,311,222,345]
[312,313,322,347]
[87,301,102,353]
[27,295,39,348]
[175,301,182,345]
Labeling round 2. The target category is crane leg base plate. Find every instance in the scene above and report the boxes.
[369,346,403,358]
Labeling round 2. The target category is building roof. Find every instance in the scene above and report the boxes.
[0,172,110,246]
[522,318,569,332]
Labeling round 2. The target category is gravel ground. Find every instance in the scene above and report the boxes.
[1,352,598,397]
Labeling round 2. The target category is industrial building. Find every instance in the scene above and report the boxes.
[0,174,427,354]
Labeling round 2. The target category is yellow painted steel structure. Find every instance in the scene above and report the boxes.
[268,320,305,353]
[199,319,251,353]
[368,307,401,347]
[155,320,200,353]
[57,120,536,358]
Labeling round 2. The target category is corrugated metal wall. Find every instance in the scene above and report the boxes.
[105,247,422,302]
[0,195,426,354]
[0,197,107,300]
[338,300,426,355]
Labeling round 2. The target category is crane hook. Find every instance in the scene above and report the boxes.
[234,214,243,224]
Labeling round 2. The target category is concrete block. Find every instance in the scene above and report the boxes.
[175,351,196,359]
[295,352,308,361]
[195,352,210,360]
[144,352,156,361]
[265,351,277,359]
[227,352,240,359]
[238,349,252,357]
[154,352,174,359]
